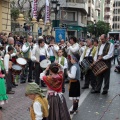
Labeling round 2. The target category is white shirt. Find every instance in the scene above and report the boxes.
[48,45,59,56]
[4,54,10,72]
[22,42,31,53]
[6,45,17,57]
[79,46,86,56]
[33,101,43,120]
[67,43,79,55]
[55,56,68,69]
[31,45,49,61]
[94,43,114,61]
[68,65,77,79]
[80,47,93,63]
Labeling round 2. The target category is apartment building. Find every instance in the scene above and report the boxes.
[104,0,114,29]
[113,0,120,31]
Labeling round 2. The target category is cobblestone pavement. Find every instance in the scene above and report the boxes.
[0,64,119,120]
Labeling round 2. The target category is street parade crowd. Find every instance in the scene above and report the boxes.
[0,31,120,120]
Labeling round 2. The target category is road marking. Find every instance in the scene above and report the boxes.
[69,89,91,119]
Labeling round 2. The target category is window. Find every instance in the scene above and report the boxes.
[67,11,76,21]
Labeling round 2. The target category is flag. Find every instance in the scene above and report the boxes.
[32,0,38,18]
[45,0,50,24]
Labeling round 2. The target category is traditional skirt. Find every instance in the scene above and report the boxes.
[69,80,80,99]
[47,93,71,120]
[0,78,8,105]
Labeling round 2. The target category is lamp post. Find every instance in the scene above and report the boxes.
[94,20,97,37]
[51,0,60,20]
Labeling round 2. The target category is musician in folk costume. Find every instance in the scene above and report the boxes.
[68,53,80,114]
[47,38,59,63]
[80,39,97,92]
[92,34,114,94]
[6,37,18,86]
[4,46,15,94]
[22,36,33,83]
[31,39,49,87]
[66,36,79,70]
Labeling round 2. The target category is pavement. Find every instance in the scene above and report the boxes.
[0,63,120,120]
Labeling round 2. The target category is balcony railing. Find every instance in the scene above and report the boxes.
[66,0,85,3]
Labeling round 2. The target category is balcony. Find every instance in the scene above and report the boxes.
[87,16,94,22]
[104,19,111,23]
[105,3,111,8]
[104,12,111,16]
[66,2,88,14]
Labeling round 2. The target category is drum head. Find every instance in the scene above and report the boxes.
[16,58,27,65]
[40,59,51,68]
[12,64,22,70]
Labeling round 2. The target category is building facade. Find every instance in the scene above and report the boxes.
[0,0,11,33]
[113,0,120,31]
[104,0,114,29]
[60,0,88,38]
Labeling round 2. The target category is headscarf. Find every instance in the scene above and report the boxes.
[25,82,45,97]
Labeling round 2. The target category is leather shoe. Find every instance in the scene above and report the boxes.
[91,90,100,94]
[82,86,89,89]
[0,106,2,109]
[28,80,33,83]
[7,91,15,94]
[102,91,108,95]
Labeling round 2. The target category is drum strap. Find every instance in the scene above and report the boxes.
[84,47,94,58]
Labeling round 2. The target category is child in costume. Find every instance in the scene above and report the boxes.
[0,56,8,109]
[25,82,49,120]
[55,49,68,93]
[40,63,71,120]
[68,54,80,114]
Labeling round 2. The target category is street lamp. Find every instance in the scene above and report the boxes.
[94,20,97,37]
[51,0,60,20]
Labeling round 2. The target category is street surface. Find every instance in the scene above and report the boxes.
[1,63,120,120]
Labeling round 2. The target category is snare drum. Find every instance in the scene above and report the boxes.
[16,58,27,68]
[90,60,108,76]
[12,64,22,75]
[40,59,51,69]
[80,58,91,73]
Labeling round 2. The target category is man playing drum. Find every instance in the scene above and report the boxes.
[92,34,114,95]
[80,39,97,92]
[31,39,49,87]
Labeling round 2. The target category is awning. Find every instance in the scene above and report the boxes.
[67,25,83,32]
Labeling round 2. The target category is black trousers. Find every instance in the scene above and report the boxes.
[27,59,33,81]
[84,69,96,89]
[5,70,12,92]
[35,62,41,85]
[95,60,111,92]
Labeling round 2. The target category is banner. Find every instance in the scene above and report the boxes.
[32,0,38,18]
[45,0,50,24]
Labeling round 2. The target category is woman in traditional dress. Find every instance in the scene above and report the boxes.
[0,57,8,109]
[40,63,71,120]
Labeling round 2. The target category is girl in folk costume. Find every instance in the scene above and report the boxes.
[0,56,8,109]
[25,82,49,120]
[40,63,71,120]
[68,54,80,114]
[55,49,68,93]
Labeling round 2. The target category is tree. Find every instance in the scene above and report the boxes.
[87,21,111,37]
